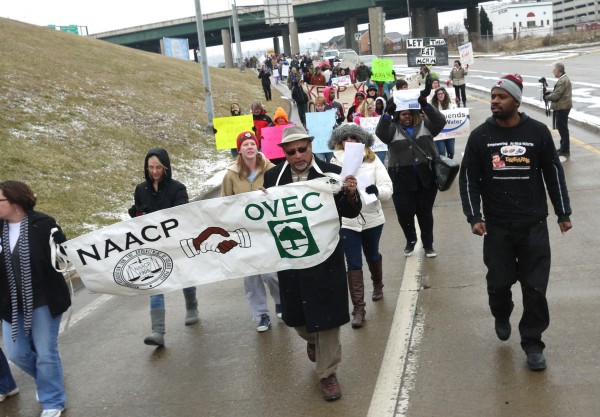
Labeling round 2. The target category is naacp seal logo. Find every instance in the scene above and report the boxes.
[113,248,173,290]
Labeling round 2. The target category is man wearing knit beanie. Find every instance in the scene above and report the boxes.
[459,72,572,372]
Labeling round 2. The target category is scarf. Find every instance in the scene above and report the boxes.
[2,215,33,341]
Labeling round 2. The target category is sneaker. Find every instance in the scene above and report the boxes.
[404,241,417,256]
[306,343,316,362]
[275,304,282,319]
[256,314,271,332]
[527,352,547,371]
[40,409,63,417]
[0,387,18,402]
[494,320,511,341]
[557,150,570,157]
[424,247,437,258]
[319,374,342,401]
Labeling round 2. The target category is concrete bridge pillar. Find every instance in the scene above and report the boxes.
[221,28,234,68]
[289,20,300,55]
[344,17,358,53]
[368,6,384,56]
[466,6,481,44]
[282,26,291,56]
[273,37,280,55]
[411,7,440,38]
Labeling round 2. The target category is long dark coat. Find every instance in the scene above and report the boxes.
[263,158,361,332]
[0,211,71,321]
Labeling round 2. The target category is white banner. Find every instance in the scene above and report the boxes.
[62,179,343,296]
[434,108,471,141]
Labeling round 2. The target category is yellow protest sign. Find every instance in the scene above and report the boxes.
[214,115,254,149]
[370,58,395,82]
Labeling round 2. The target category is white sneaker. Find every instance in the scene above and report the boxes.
[0,387,18,402]
[40,409,63,417]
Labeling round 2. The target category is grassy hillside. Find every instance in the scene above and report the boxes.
[0,18,288,238]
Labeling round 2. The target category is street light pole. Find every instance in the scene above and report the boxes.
[232,0,245,72]
[194,0,215,130]
[407,0,412,36]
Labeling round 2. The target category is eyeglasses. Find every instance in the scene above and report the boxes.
[285,146,308,156]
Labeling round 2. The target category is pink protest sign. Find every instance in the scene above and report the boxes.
[260,124,294,159]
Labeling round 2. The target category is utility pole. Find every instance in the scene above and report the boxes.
[232,0,245,72]
[194,0,215,130]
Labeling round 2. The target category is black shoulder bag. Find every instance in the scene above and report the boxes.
[411,140,460,192]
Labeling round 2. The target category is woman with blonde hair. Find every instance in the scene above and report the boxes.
[328,124,393,328]
[221,132,280,332]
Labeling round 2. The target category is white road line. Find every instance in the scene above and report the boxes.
[59,294,113,334]
[367,243,424,417]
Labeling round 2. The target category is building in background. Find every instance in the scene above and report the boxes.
[480,0,553,40]
[552,0,600,31]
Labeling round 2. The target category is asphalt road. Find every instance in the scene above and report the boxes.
[1,66,599,417]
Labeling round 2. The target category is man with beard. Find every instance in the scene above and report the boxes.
[263,125,361,401]
[459,74,572,371]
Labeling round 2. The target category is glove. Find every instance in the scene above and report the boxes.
[385,101,396,115]
[365,184,379,197]
[420,74,433,99]
[417,94,428,108]
[213,127,218,135]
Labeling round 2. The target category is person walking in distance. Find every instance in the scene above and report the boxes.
[459,74,572,371]
[544,62,573,157]
[129,148,200,347]
[448,60,469,108]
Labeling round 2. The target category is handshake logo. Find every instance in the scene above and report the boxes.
[180,227,251,257]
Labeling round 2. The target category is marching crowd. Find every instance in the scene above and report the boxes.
[0,58,573,414]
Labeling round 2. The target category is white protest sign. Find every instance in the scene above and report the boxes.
[434,108,471,141]
[340,142,365,179]
[359,117,388,152]
[393,89,421,111]
[458,42,474,66]
[331,75,352,86]
[341,54,358,70]
[282,64,290,77]
[62,180,342,296]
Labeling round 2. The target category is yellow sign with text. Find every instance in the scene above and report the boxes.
[214,115,254,149]
[370,58,395,82]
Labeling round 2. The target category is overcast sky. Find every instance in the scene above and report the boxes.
[1,1,465,59]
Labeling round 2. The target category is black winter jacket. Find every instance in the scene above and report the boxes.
[129,148,189,217]
[0,211,71,321]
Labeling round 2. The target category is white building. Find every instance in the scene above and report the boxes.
[480,0,554,38]
[552,0,600,31]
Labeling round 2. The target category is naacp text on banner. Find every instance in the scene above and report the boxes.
[61,179,341,296]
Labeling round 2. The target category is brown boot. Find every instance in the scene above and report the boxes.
[368,260,384,301]
[320,374,342,401]
[347,270,365,328]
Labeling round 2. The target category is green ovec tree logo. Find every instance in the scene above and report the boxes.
[268,217,319,258]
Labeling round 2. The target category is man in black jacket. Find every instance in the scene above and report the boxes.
[263,126,361,401]
[459,74,572,371]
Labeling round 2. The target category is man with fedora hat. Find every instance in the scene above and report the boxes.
[263,125,361,401]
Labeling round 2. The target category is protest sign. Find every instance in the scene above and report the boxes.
[305,82,366,114]
[261,124,292,159]
[341,54,358,70]
[359,117,388,152]
[393,89,421,111]
[458,43,474,66]
[282,64,289,77]
[62,179,343,296]
[371,58,395,82]
[306,110,336,154]
[213,115,254,149]
[331,75,352,86]
[434,108,470,141]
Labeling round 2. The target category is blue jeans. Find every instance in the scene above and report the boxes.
[0,347,17,394]
[315,152,333,163]
[435,138,456,159]
[375,151,387,165]
[340,225,384,271]
[150,286,196,310]
[2,306,65,410]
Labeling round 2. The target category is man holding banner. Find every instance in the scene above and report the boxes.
[263,125,361,401]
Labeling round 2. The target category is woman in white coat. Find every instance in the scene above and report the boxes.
[328,124,393,328]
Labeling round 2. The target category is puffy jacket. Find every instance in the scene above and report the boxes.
[330,149,392,232]
[449,66,468,86]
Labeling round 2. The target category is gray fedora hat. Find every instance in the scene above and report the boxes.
[278,125,314,147]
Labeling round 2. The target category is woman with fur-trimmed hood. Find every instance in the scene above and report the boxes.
[328,124,393,328]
